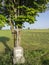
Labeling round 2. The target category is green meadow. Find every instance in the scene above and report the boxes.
[0,29,49,65]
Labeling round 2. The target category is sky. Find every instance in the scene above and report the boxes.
[2,10,49,30]
[23,10,49,29]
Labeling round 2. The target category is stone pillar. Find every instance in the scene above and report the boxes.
[13,46,25,64]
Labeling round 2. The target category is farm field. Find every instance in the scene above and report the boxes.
[0,29,49,65]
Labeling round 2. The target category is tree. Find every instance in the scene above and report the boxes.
[0,0,49,44]
[0,0,49,26]
[0,0,49,64]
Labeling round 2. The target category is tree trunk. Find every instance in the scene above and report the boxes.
[12,25,21,47]
[9,16,16,47]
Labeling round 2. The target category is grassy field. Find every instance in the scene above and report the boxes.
[0,30,14,53]
[0,29,49,52]
[21,29,49,49]
[0,29,49,65]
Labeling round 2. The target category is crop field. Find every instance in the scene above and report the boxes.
[0,29,49,65]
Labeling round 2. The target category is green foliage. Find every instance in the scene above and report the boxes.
[13,15,35,25]
[0,0,49,27]
[41,54,49,65]
[0,14,7,27]
[0,51,12,65]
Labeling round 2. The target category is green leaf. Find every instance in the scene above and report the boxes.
[0,15,7,27]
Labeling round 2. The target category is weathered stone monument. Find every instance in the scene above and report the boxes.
[13,46,25,64]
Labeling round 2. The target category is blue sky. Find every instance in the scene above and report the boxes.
[23,10,49,29]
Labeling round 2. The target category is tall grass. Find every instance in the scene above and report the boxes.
[0,29,49,65]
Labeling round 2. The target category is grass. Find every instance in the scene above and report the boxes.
[0,29,49,52]
[21,29,49,50]
[0,29,49,65]
[0,30,14,53]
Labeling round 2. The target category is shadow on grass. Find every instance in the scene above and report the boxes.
[0,36,11,52]
[0,37,14,65]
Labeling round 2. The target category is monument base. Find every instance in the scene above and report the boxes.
[13,46,25,64]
